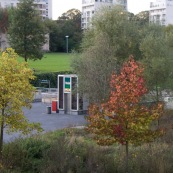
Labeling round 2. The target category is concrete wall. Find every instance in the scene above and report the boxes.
[0,33,49,52]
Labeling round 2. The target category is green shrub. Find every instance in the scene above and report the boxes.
[31,71,72,88]
[2,127,173,173]
[41,135,87,173]
[41,133,118,173]
[2,137,50,173]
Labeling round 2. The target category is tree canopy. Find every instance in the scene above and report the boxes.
[0,8,9,33]
[71,6,142,103]
[87,57,164,146]
[140,24,173,101]
[87,57,164,172]
[72,6,173,103]
[48,9,82,52]
[0,48,42,158]
[132,11,149,27]
[8,0,46,61]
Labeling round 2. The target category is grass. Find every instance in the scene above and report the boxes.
[18,53,72,73]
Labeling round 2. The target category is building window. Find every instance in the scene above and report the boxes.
[87,11,90,17]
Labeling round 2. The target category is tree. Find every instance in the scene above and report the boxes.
[87,57,164,173]
[164,24,173,52]
[140,24,173,102]
[49,9,82,52]
[0,48,42,159]
[71,6,142,103]
[8,0,46,62]
[85,6,141,62]
[0,8,9,50]
[58,8,81,20]
[72,33,116,104]
[0,8,9,34]
[133,11,149,27]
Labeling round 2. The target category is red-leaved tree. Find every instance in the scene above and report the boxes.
[87,57,164,173]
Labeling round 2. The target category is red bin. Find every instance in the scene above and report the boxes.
[52,100,58,113]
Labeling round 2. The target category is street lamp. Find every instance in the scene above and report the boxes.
[65,35,69,53]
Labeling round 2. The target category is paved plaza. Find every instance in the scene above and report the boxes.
[4,101,173,143]
[4,102,87,142]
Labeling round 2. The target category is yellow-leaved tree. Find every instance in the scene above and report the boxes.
[0,48,42,159]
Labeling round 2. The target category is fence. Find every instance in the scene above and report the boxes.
[34,88,58,103]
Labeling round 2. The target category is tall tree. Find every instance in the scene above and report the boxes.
[164,24,173,52]
[71,6,142,103]
[8,0,46,62]
[0,48,42,159]
[87,57,164,173]
[58,8,81,20]
[0,8,9,50]
[0,8,9,34]
[49,9,82,52]
[140,24,173,101]
[133,11,149,27]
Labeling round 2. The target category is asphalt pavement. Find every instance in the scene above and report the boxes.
[4,102,87,142]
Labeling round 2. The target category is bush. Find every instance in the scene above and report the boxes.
[2,126,173,173]
[41,135,88,173]
[2,137,50,173]
[31,71,72,88]
[41,131,118,173]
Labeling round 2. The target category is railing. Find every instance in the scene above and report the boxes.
[34,88,58,103]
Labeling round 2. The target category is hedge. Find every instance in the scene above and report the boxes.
[31,71,72,88]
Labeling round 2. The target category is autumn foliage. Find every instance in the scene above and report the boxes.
[87,57,164,146]
[0,48,42,159]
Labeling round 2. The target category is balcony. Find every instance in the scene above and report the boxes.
[82,0,95,4]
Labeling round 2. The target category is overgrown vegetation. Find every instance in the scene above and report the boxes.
[0,109,173,173]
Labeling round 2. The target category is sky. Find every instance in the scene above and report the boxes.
[52,0,151,20]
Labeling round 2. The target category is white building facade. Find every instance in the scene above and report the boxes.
[81,0,127,29]
[0,0,52,19]
[149,0,173,25]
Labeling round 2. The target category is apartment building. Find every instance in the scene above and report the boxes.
[149,0,173,25]
[82,0,127,29]
[0,0,52,19]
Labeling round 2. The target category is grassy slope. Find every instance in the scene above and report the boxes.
[18,53,72,73]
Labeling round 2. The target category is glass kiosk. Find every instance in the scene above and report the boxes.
[58,74,88,115]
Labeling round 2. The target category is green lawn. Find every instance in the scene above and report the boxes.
[19,53,73,73]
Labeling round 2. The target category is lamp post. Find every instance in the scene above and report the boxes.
[65,35,69,53]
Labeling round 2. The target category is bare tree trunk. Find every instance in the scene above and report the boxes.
[24,54,27,62]
[24,30,27,62]
[125,141,129,173]
[0,109,4,161]
[155,85,160,126]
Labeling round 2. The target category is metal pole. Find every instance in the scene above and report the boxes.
[65,35,69,53]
